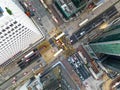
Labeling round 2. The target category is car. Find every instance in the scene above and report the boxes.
[88,2,96,9]
[12,77,17,84]
[70,34,78,45]
[70,57,75,63]
[13,77,16,80]
[74,63,79,68]
[24,72,28,76]
[12,80,16,84]
[25,59,30,62]
[80,31,85,35]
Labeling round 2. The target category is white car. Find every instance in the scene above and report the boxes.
[80,31,85,35]
[74,63,79,68]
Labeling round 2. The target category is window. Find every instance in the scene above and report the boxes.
[13,21,17,24]
[11,28,14,31]
[18,24,21,26]
[14,26,18,29]
[10,24,13,27]
[4,33,7,36]
[8,31,11,33]
[22,26,24,28]
[19,28,21,30]
[6,27,10,29]
[2,29,6,32]
[1,36,3,38]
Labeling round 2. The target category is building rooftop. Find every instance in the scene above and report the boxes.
[40,62,78,90]
[20,75,43,90]
[0,0,44,65]
[54,0,87,19]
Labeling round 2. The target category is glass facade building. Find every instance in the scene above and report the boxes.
[85,20,120,72]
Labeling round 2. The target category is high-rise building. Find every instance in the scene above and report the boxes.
[0,0,44,66]
[85,19,120,72]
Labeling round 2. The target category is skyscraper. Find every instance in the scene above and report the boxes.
[85,19,120,72]
[0,0,44,66]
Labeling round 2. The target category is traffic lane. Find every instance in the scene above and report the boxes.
[61,59,84,89]
[29,0,48,18]
[68,59,87,81]
[70,34,78,44]
[80,65,90,79]
[1,69,33,90]
[104,5,118,18]
[70,6,118,45]
[60,64,78,90]
[72,53,90,76]
[107,9,118,19]
[47,4,64,25]
[74,53,84,64]
[1,57,42,90]
[77,66,89,80]
[68,56,90,80]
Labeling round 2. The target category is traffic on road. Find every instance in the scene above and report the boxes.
[67,52,90,81]
[70,6,118,44]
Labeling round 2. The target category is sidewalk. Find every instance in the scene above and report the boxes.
[83,76,104,90]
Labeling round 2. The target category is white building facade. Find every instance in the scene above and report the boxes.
[0,0,44,65]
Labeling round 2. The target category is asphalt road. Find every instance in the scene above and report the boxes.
[70,5,118,44]
[67,53,90,81]
[1,0,119,90]
[0,57,45,90]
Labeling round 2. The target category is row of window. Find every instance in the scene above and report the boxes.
[0,26,24,35]
[0,21,25,35]
[0,39,31,52]
[0,32,33,48]
[0,27,30,39]
[0,31,33,43]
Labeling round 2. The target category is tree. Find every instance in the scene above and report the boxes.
[5,7,13,15]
